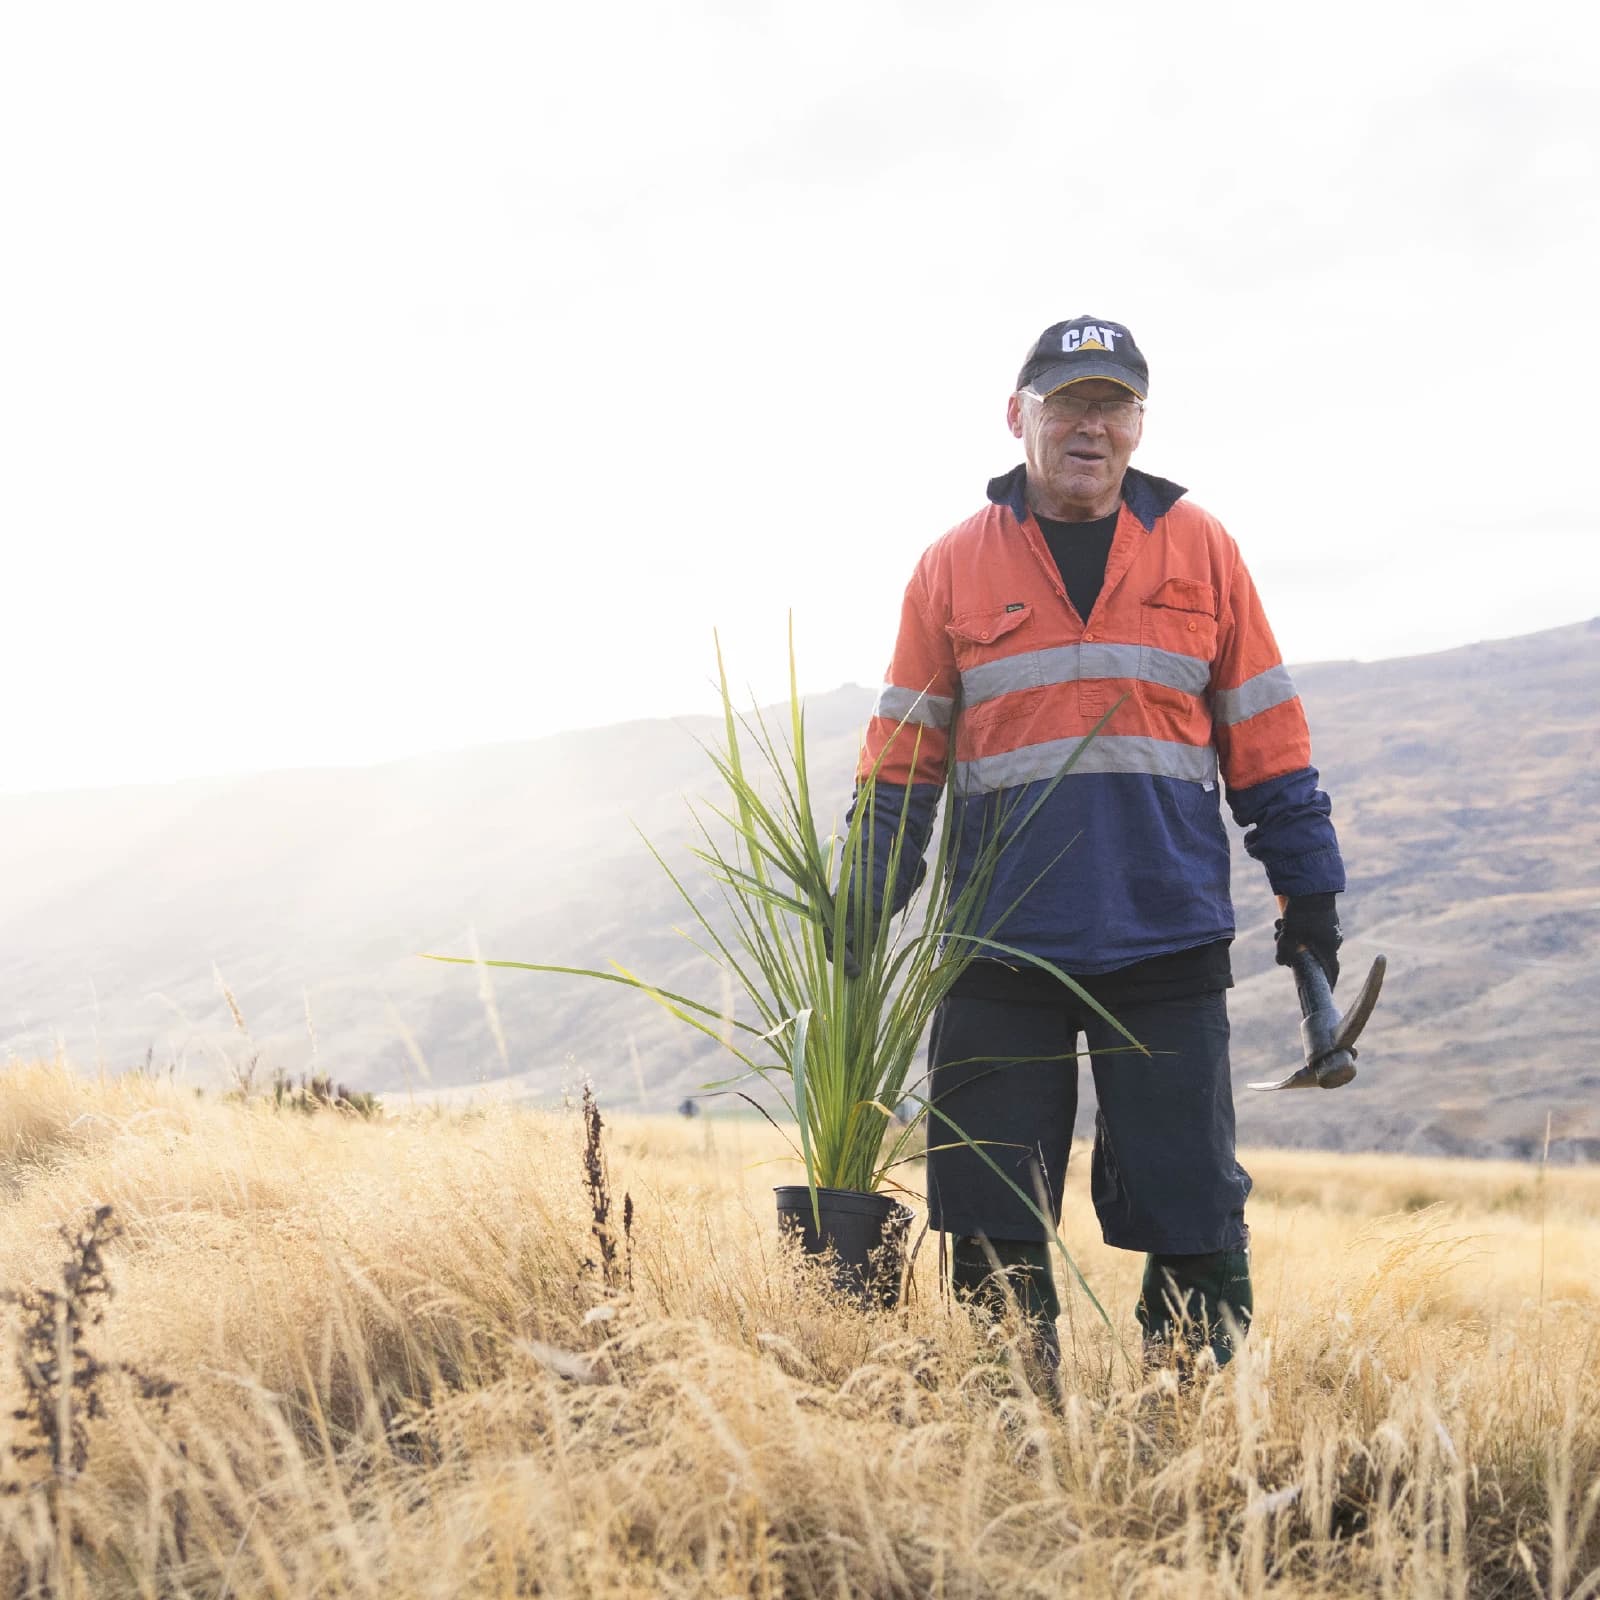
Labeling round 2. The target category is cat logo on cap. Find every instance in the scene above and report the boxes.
[1062,324,1121,353]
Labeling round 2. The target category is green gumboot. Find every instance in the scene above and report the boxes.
[1136,1248,1253,1367]
[952,1235,1063,1384]
[951,1235,1061,1325]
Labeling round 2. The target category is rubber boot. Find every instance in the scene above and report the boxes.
[952,1236,1062,1387]
[1136,1248,1253,1370]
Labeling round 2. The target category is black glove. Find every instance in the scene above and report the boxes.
[1274,893,1342,988]
[822,859,927,981]
[822,921,861,980]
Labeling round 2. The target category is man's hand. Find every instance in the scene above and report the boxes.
[1275,893,1342,988]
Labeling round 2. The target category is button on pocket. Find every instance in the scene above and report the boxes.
[1139,578,1217,720]
[946,603,1041,703]
[1140,579,1218,657]
[946,603,1033,656]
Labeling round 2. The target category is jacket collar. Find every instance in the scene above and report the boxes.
[985,463,1188,531]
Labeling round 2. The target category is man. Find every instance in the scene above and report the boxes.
[848,316,1345,1371]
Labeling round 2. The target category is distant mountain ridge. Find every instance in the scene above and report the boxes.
[2,619,1597,1161]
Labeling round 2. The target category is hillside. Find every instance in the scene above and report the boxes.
[1225,619,1600,1159]
[1,619,1597,1159]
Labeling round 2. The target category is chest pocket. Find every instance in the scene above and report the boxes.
[1139,578,1218,712]
[945,603,1041,702]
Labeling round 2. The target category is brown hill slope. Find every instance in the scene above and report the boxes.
[1224,618,1600,1158]
[1,620,1595,1159]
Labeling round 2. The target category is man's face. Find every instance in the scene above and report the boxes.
[1006,378,1144,521]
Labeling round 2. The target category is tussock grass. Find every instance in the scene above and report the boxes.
[0,1066,1595,1597]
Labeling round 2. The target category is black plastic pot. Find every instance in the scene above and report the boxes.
[774,1185,913,1308]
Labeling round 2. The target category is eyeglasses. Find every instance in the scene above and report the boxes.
[1021,388,1145,428]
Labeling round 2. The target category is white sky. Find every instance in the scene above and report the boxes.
[3,0,1597,794]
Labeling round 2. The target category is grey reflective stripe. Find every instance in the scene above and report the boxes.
[1133,643,1212,697]
[961,652,1037,707]
[1214,664,1298,726]
[873,684,955,730]
[1077,640,1150,685]
[960,641,1209,708]
[954,734,1218,795]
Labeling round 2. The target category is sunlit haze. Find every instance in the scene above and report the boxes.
[3,1,1596,793]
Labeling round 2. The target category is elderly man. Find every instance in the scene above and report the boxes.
[849,316,1345,1370]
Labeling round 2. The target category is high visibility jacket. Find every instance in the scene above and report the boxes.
[856,464,1345,973]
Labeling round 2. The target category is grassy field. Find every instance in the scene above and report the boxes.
[0,1062,1596,1598]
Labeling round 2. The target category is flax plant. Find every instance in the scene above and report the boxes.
[430,627,1140,1319]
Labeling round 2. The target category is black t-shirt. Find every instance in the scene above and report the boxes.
[968,503,1232,1007]
[1036,509,1119,621]
[949,941,1233,1011]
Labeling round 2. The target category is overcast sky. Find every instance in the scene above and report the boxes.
[3,0,1596,793]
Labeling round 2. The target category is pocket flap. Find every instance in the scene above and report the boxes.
[946,603,1032,647]
[1143,577,1217,616]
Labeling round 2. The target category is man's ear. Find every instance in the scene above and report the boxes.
[1006,392,1024,439]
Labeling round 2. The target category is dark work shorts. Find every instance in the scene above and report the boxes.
[924,989,1251,1254]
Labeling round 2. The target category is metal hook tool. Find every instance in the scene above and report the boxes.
[1247,949,1387,1092]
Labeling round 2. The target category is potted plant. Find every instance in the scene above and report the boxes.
[430,626,1139,1316]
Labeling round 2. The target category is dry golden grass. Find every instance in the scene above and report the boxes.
[0,1060,1596,1598]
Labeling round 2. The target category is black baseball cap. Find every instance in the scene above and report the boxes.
[1016,316,1148,399]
